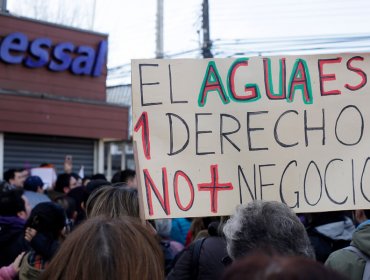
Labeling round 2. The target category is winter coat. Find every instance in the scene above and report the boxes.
[167,236,228,280]
[0,216,29,267]
[325,222,370,280]
[0,264,17,280]
[18,252,43,280]
[308,216,355,262]
[170,218,191,245]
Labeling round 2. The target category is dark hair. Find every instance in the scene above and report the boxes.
[0,188,25,216]
[3,168,23,183]
[0,180,13,192]
[66,187,88,224]
[55,173,72,193]
[41,217,164,280]
[111,169,136,184]
[363,210,370,219]
[70,172,81,181]
[310,211,348,227]
[25,202,66,239]
[55,196,76,220]
[86,179,111,196]
[91,173,107,181]
[24,176,43,192]
[111,171,122,184]
[221,252,348,280]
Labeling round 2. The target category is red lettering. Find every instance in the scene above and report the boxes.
[134,112,151,160]
[197,164,234,213]
[287,59,312,104]
[173,170,194,211]
[143,168,170,216]
[198,61,229,107]
[318,57,342,96]
[263,58,286,100]
[345,56,367,91]
[227,58,260,102]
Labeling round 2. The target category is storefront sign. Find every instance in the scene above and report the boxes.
[0,32,107,77]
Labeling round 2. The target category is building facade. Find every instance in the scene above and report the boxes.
[0,13,129,178]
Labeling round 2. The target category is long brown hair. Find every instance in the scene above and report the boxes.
[41,216,164,280]
[85,185,139,219]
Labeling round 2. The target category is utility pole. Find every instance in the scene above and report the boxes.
[90,0,97,30]
[202,0,212,58]
[155,0,164,58]
[0,0,7,13]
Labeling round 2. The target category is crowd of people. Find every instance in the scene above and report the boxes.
[0,164,369,279]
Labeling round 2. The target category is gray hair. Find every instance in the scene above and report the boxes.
[223,200,314,260]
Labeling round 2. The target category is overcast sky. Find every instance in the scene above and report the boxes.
[7,0,370,69]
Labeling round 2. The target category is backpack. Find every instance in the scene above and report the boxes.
[308,227,351,262]
[344,246,370,280]
[191,238,207,280]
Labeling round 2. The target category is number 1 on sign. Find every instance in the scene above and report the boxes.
[134,112,151,159]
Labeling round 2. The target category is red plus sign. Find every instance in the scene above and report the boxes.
[197,164,234,213]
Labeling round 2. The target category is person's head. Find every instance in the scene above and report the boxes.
[66,186,88,225]
[309,211,349,227]
[70,173,82,187]
[41,216,164,280]
[0,189,30,219]
[82,176,91,187]
[353,209,370,226]
[111,169,136,187]
[55,173,78,194]
[221,252,348,280]
[24,176,44,193]
[4,168,26,188]
[86,179,111,196]
[122,169,137,187]
[223,200,314,260]
[91,173,107,181]
[25,202,66,239]
[86,185,139,219]
[55,196,77,221]
[0,180,13,192]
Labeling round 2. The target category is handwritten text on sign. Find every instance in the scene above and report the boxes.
[132,55,370,219]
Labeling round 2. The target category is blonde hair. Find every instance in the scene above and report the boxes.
[86,185,139,219]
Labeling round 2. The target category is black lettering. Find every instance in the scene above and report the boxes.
[304,109,325,147]
[360,157,370,203]
[279,160,299,208]
[324,159,348,205]
[238,165,257,203]
[247,111,269,151]
[169,64,187,104]
[195,113,215,155]
[352,159,356,205]
[139,63,162,106]
[259,164,275,200]
[335,105,364,146]
[274,110,299,148]
[220,114,241,154]
[166,113,190,156]
[303,161,323,206]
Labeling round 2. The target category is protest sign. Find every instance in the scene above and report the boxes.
[30,167,57,189]
[132,54,370,219]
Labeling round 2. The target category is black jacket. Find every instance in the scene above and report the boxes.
[0,216,29,266]
[167,236,228,280]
